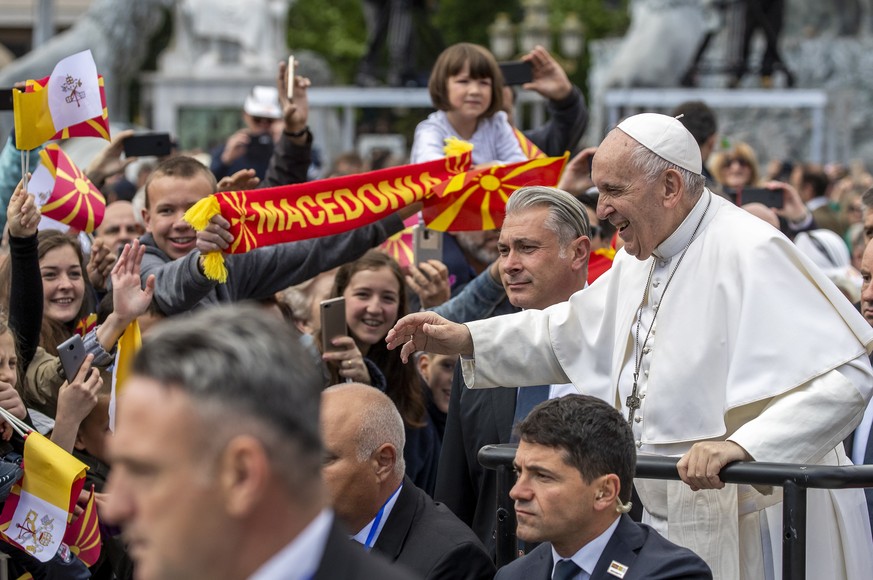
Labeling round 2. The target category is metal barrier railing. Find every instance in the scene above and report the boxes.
[478,443,873,580]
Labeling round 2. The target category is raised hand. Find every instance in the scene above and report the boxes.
[111,240,156,324]
[6,177,40,239]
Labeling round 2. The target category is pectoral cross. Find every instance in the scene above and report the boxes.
[626,374,641,425]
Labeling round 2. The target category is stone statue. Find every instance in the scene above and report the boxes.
[159,0,291,75]
[602,0,707,88]
[0,0,171,115]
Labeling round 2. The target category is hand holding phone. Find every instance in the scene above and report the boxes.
[320,297,347,352]
[58,335,86,381]
[286,56,295,100]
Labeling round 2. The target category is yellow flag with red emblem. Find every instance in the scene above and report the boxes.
[422,153,568,231]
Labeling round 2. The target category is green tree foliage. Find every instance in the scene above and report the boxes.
[287,0,368,83]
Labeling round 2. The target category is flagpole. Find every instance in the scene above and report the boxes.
[0,407,31,439]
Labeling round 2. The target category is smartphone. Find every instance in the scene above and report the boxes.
[499,61,533,86]
[58,334,86,381]
[413,226,444,266]
[320,296,347,352]
[247,132,274,160]
[0,89,13,111]
[123,132,173,157]
[286,55,295,100]
[723,187,784,209]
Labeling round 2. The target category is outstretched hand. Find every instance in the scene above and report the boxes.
[406,260,450,308]
[385,311,473,363]
[557,147,597,194]
[111,240,156,323]
[218,168,260,192]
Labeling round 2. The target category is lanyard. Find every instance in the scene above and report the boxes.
[363,484,401,550]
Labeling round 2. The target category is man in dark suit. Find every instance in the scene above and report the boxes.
[847,240,873,538]
[103,306,411,580]
[322,383,495,580]
[434,186,591,553]
[496,395,712,580]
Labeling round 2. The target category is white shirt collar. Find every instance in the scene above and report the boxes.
[248,508,333,580]
[550,516,621,579]
[807,196,829,211]
[652,189,713,261]
[351,483,403,549]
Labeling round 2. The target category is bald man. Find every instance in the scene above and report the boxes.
[95,201,144,255]
[321,384,494,580]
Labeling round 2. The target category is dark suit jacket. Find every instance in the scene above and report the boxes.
[314,519,418,580]
[495,515,712,580]
[843,392,873,538]
[373,477,496,580]
[434,363,518,554]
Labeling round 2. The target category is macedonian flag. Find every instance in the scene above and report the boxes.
[185,152,473,282]
[63,485,101,567]
[422,153,568,231]
[379,216,417,269]
[38,144,106,233]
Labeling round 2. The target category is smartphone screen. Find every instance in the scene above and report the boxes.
[724,187,784,209]
[498,61,533,86]
[0,89,13,111]
[123,133,173,157]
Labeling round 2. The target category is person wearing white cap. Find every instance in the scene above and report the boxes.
[386,113,873,579]
[209,85,283,182]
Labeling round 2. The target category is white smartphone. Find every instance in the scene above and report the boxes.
[58,334,86,381]
[287,55,295,100]
[413,226,444,266]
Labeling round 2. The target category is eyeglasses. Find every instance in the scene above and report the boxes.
[727,157,751,168]
[250,116,275,125]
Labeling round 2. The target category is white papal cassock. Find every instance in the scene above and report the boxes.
[462,190,873,579]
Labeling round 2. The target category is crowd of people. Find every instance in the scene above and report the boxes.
[0,38,870,580]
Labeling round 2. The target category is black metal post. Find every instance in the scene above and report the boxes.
[782,480,807,580]
[494,464,518,568]
[478,444,519,568]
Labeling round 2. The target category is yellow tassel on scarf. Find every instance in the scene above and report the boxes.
[443,137,474,157]
[183,196,227,283]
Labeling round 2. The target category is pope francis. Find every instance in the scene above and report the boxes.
[387,113,873,579]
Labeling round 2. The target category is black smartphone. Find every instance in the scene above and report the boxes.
[320,297,347,353]
[499,61,534,85]
[723,187,784,209]
[123,132,173,157]
[246,133,274,161]
[0,89,13,111]
[58,334,86,381]
[413,226,444,266]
